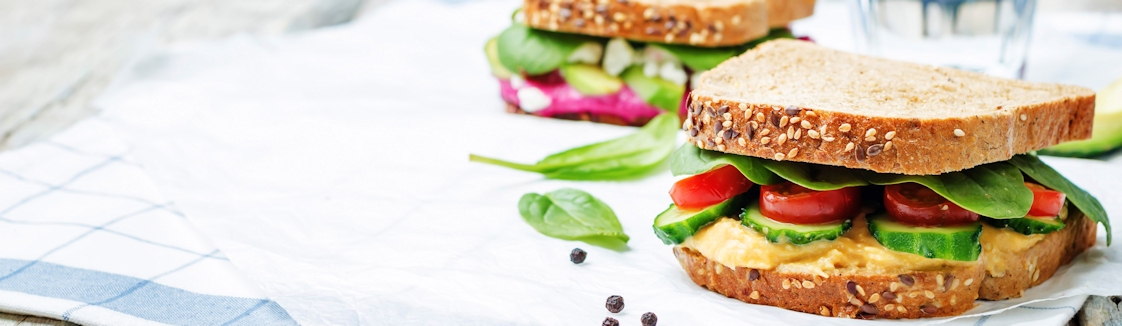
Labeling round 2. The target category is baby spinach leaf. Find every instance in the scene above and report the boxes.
[518,188,629,247]
[470,113,678,180]
[1008,154,1111,245]
[496,24,600,75]
[761,161,869,191]
[651,28,795,71]
[864,162,1032,219]
[668,143,784,185]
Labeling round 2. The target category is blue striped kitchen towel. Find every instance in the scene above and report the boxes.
[0,118,298,326]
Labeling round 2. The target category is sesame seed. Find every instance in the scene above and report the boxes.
[722,121,732,128]
[1021,114,1027,121]
[775,153,786,161]
[839,123,852,132]
[965,278,974,286]
[820,306,830,316]
[865,128,877,138]
[885,131,896,140]
[750,121,759,129]
[664,34,674,42]
[786,127,794,139]
[844,142,855,152]
[803,280,815,288]
[782,279,791,289]
[951,296,957,305]
[951,278,960,291]
[714,137,723,145]
[864,136,876,142]
[884,141,893,151]
[898,306,906,313]
[890,282,898,292]
[808,130,820,139]
[790,117,801,124]
[780,116,789,128]
[717,144,725,151]
[777,134,788,145]
[760,129,770,136]
[869,293,881,303]
[750,290,760,299]
[696,140,704,148]
[723,112,732,120]
[849,297,863,306]
[703,113,711,124]
[936,275,944,287]
[613,12,625,22]
[806,110,817,118]
[823,136,835,142]
[924,290,935,299]
[756,113,765,122]
[794,128,802,140]
[908,292,918,298]
[1033,270,1040,282]
[954,129,965,137]
[792,279,802,289]
[801,120,813,129]
[857,285,865,296]
[788,148,799,158]
[738,138,746,146]
[643,7,654,19]
[760,137,771,145]
[738,103,747,110]
[884,304,895,312]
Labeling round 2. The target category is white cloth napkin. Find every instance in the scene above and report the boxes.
[94,0,1122,325]
[0,119,296,326]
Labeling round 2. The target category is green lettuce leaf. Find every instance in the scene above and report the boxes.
[762,160,869,191]
[496,24,600,75]
[668,143,784,185]
[864,162,1032,219]
[1008,154,1111,245]
[650,28,795,71]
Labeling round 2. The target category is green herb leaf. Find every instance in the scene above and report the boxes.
[1008,154,1111,245]
[668,143,784,185]
[620,66,685,112]
[518,188,629,247]
[496,24,599,75]
[650,28,795,71]
[864,162,1032,219]
[470,113,679,180]
[761,161,869,191]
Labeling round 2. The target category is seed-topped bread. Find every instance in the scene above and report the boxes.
[521,0,814,47]
[686,39,1096,175]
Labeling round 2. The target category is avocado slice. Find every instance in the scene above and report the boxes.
[621,66,685,112]
[559,64,623,96]
[485,37,514,79]
[1041,76,1122,157]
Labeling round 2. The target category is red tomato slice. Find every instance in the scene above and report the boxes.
[670,165,754,209]
[759,182,861,225]
[1025,182,1066,217]
[884,183,979,227]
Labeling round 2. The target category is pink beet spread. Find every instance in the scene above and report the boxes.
[498,70,667,125]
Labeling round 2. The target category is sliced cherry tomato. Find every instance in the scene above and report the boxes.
[759,182,861,224]
[884,183,979,227]
[1025,182,1066,217]
[670,165,754,209]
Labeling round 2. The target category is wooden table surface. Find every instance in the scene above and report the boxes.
[0,0,1118,325]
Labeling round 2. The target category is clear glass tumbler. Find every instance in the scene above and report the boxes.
[849,0,1037,79]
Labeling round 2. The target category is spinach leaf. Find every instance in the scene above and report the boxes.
[668,143,784,185]
[470,113,678,180]
[651,28,795,71]
[496,24,599,75]
[1008,154,1111,244]
[518,188,629,246]
[761,161,869,191]
[864,162,1032,219]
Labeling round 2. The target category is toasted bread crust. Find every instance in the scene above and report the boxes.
[674,246,984,319]
[686,40,1096,175]
[521,0,773,47]
[673,214,1099,318]
[979,212,1098,300]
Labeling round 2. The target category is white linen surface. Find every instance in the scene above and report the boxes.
[95,0,1122,325]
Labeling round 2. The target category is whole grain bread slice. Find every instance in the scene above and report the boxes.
[686,39,1096,175]
[521,0,813,47]
[672,214,1099,319]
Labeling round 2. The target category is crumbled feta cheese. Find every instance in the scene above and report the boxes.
[659,61,688,85]
[517,87,551,112]
[602,38,634,76]
[567,42,604,65]
[510,74,526,89]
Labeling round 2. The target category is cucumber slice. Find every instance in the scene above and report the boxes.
[867,214,982,261]
[485,37,514,79]
[740,203,852,244]
[986,216,1065,235]
[653,193,750,245]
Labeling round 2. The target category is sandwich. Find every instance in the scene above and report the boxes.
[484,0,816,126]
[652,39,1110,319]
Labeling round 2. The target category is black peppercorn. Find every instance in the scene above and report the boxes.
[605,295,624,313]
[641,312,657,326]
[570,248,586,264]
[602,317,619,326]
